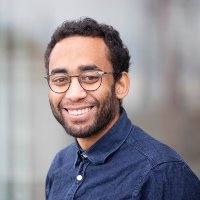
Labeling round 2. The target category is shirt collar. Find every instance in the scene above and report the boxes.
[74,108,132,165]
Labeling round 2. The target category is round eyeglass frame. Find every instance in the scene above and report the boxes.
[44,71,120,94]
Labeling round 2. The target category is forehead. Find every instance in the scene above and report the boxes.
[49,36,112,74]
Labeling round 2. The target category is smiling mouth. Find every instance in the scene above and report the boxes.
[67,107,93,116]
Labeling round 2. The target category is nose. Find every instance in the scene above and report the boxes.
[64,77,87,101]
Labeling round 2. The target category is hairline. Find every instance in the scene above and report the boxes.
[46,35,113,75]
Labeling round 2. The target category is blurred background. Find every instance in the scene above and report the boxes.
[0,0,200,199]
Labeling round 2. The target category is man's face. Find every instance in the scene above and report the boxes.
[48,36,120,138]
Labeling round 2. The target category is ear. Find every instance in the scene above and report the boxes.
[115,72,130,100]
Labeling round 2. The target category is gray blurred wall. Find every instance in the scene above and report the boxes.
[0,0,200,199]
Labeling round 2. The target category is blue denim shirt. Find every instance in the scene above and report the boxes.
[45,109,200,200]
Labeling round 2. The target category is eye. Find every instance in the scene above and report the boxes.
[51,76,69,86]
[80,72,101,84]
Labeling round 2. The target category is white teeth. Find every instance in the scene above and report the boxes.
[68,107,90,116]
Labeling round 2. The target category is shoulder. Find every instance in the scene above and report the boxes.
[126,125,200,199]
[126,124,183,167]
[132,160,200,199]
[45,142,77,198]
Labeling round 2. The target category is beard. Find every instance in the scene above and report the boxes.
[49,85,120,138]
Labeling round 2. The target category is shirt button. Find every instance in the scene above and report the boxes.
[77,175,83,181]
[82,154,88,158]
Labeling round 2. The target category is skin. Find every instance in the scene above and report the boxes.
[48,36,129,150]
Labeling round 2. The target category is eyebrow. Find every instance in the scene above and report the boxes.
[50,68,68,75]
[50,65,101,75]
[79,65,100,71]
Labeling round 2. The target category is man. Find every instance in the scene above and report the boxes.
[44,18,200,200]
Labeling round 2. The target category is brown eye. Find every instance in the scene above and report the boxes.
[51,76,69,86]
[80,72,101,84]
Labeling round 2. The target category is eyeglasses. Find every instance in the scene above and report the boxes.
[44,71,119,93]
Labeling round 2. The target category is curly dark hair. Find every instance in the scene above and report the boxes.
[44,17,130,80]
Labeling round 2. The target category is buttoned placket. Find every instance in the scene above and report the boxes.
[66,154,90,200]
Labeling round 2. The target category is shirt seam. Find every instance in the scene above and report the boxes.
[131,160,186,198]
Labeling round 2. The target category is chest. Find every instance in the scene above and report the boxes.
[48,157,147,200]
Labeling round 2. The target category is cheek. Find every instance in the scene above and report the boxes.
[48,91,63,106]
[91,84,116,104]
[90,87,108,101]
[99,77,114,93]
